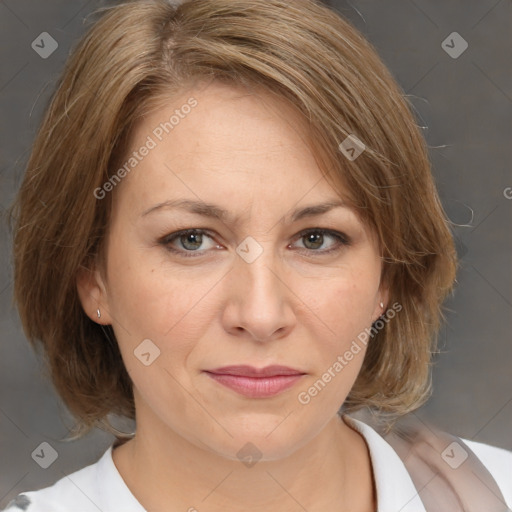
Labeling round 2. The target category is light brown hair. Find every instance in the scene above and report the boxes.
[11,0,457,438]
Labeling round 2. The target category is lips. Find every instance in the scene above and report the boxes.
[204,365,305,398]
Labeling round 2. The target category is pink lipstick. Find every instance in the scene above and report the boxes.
[204,365,305,398]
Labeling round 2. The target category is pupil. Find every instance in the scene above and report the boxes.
[305,232,322,249]
[182,232,202,250]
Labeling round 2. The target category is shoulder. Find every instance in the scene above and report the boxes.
[343,413,512,511]
[460,436,512,507]
[1,448,110,512]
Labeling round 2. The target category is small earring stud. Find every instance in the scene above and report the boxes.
[97,308,101,319]
[379,302,384,309]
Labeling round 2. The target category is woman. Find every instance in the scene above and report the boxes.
[5,0,511,511]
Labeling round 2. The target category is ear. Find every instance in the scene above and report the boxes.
[371,283,390,324]
[76,264,113,325]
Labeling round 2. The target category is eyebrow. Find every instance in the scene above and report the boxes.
[141,198,348,223]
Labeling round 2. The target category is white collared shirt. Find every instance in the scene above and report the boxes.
[4,416,512,512]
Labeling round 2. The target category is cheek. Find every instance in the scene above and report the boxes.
[106,237,200,330]
[292,273,379,410]
[298,264,380,341]
[291,261,381,406]
[105,241,224,372]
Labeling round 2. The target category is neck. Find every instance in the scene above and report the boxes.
[112,413,376,512]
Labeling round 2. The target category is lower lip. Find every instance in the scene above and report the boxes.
[205,373,304,398]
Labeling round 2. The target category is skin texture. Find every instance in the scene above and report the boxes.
[77,81,388,512]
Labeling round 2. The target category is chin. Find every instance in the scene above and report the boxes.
[199,412,322,463]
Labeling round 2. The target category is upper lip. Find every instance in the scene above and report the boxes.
[205,365,305,377]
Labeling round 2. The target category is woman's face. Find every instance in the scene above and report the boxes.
[81,81,387,460]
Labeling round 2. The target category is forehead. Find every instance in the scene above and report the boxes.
[112,81,352,223]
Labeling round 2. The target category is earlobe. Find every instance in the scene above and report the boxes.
[76,265,112,325]
[372,285,390,324]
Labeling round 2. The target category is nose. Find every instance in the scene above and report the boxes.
[221,242,296,343]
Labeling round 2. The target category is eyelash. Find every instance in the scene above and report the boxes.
[159,228,351,258]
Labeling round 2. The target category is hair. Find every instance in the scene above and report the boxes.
[11,0,457,439]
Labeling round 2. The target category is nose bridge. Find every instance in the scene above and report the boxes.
[236,235,282,303]
[226,234,294,340]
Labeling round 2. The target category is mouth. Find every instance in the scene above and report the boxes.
[204,365,306,398]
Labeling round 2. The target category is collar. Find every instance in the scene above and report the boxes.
[342,414,426,512]
[96,444,146,512]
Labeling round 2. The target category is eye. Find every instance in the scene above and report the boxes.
[160,229,221,257]
[159,227,351,259]
[291,228,351,255]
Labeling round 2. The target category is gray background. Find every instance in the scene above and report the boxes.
[1,0,511,507]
